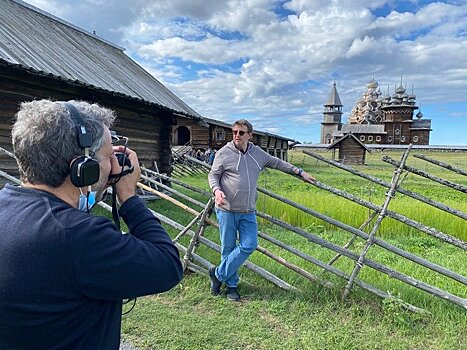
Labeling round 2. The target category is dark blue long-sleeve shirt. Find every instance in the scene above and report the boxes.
[0,184,183,349]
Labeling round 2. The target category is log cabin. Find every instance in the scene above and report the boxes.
[173,116,293,161]
[0,0,203,180]
[327,133,371,165]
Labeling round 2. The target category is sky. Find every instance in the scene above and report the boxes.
[24,0,467,145]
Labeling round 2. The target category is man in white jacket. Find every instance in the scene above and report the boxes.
[208,119,315,301]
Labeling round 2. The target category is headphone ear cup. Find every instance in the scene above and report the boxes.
[70,156,100,187]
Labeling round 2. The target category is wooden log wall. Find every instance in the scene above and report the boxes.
[0,90,20,178]
[174,117,211,150]
[410,129,430,145]
[111,108,171,173]
[253,134,262,146]
[209,125,232,150]
[259,135,269,149]
[176,119,290,161]
[338,137,366,164]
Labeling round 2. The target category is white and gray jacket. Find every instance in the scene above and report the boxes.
[208,141,298,212]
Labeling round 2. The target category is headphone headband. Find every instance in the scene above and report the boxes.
[63,102,93,149]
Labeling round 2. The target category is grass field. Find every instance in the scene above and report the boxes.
[115,150,466,350]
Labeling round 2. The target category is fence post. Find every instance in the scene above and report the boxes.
[182,197,214,270]
[342,145,412,299]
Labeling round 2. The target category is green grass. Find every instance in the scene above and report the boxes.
[121,281,466,350]
[113,150,467,349]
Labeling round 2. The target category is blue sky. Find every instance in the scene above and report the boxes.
[25,0,467,145]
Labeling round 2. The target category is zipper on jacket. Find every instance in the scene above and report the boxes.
[244,152,251,210]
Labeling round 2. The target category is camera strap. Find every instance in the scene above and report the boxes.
[111,183,120,231]
[108,152,134,231]
[108,168,133,180]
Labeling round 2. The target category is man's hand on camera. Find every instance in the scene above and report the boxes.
[110,146,141,204]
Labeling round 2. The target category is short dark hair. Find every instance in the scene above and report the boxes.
[12,99,115,187]
[232,119,253,133]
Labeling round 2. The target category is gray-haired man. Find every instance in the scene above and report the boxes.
[0,100,183,349]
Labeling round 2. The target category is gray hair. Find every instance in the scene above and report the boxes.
[232,119,253,133]
[12,99,116,187]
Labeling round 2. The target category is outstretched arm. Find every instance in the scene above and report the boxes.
[260,148,316,184]
[294,168,316,184]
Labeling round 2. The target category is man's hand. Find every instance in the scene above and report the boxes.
[300,171,316,184]
[214,189,227,206]
[110,146,141,204]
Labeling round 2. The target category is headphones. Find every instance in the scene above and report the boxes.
[63,102,100,187]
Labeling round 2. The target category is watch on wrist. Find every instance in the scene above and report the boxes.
[297,168,303,177]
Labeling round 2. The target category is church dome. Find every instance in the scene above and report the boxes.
[395,84,406,94]
[366,78,378,90]
[349,77,386,124]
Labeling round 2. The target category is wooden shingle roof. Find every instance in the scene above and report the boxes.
[0,0,200,118]
[327,133,371,153]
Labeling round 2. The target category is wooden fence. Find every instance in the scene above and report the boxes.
[1,145,465,312]
[138,149,466,312]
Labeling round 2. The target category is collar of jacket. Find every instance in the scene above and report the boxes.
[228,141,251,154]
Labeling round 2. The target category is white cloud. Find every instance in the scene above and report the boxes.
[207,0,278,32]
[284,0,388,13]
[122,20,206,43]
[370,2,463,38]
[138,34,247,64]
[22,0,467,143]
[345,36,378,58]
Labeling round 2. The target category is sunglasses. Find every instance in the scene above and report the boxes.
[232,130,248,136]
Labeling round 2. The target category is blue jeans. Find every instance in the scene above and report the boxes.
[215,208,258,288]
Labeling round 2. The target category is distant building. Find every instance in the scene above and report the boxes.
[320,81,343,144]
[172,116,293,161]
[327,133,371,165]
[320,79,432,145]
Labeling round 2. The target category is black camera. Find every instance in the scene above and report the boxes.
[109,132,133,181]
[115,152,132,168]
[108,152,134,182]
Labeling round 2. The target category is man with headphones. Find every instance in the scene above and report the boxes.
[0,99,183,349]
